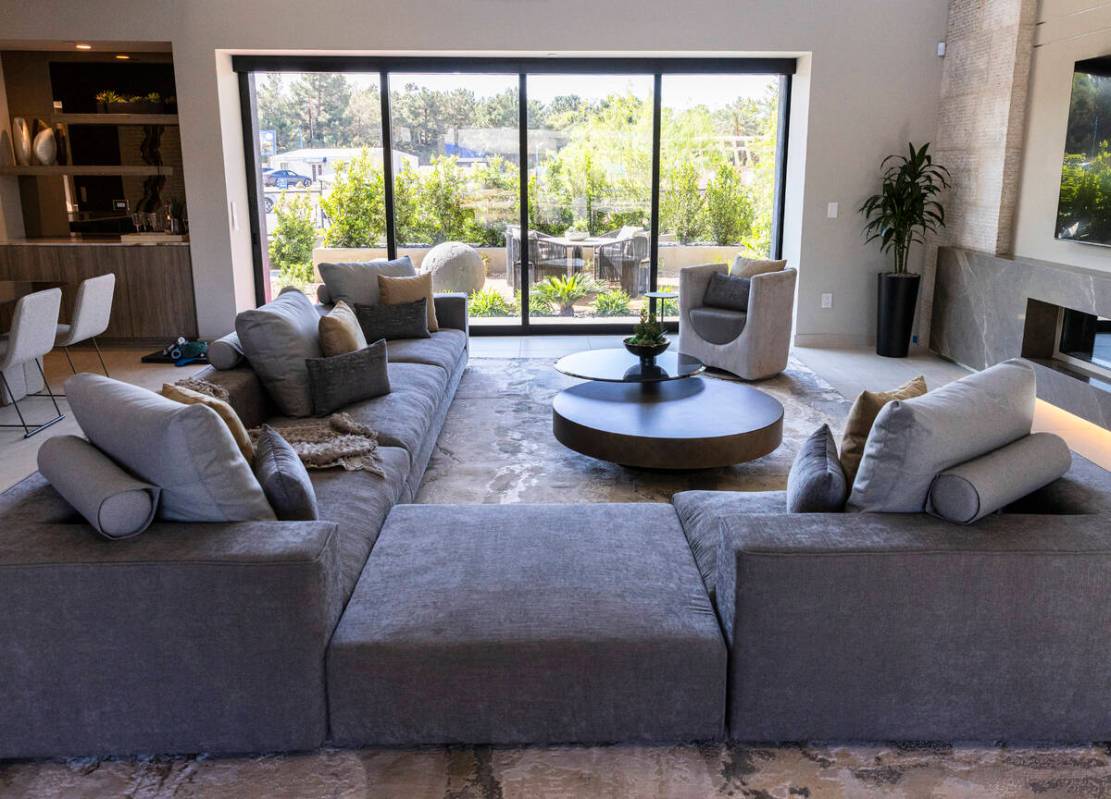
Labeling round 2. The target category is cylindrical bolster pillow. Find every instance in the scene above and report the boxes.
[37,435,160,539]
[927,433,1072,524]
[208,331,245,370]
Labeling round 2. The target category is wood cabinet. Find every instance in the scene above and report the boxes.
[0,243,196,340]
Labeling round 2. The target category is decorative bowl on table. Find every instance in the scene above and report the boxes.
[623,337,670,363]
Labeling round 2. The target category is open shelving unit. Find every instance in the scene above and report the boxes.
[52,113,179,126]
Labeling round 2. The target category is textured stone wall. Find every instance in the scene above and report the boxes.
[933,0,1036,255]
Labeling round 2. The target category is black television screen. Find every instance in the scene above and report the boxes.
[1056,56,1111,245]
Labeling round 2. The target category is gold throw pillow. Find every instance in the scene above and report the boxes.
[319,300,368,356]
[378,272,439,332]
[160,383,255,462]
[731,256,787,278]
[839,375,927,485]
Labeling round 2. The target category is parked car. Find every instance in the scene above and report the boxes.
[264,169,312,188]
[263,196,275,213]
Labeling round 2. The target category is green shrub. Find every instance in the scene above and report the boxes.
[320,149,386,247]
[705,162,754,246]
[660,161,706,244]
[515,289,555,317]
[468,288,515,317]
[268,193,318,285]
[593,289,632,317]
[536,273,597,316]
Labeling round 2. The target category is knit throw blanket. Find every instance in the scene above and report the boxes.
[253,413,385,477]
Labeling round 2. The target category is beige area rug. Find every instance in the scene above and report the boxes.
[6,357,1111,799]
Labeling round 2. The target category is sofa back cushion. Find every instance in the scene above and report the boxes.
[847,360,1036,513]
[66,373,274,522]
[236,289,322,417]
[840,375,927,485]
[318,256,415,308]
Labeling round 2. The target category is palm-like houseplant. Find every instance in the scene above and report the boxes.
[859,142,949,357]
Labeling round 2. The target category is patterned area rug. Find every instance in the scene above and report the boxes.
[5,357,1111,799]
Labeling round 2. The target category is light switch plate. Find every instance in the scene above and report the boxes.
[827,202,839,219]
[821,293,833,309]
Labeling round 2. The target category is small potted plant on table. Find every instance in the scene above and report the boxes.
[624,309,670,364]
[859,142,949,357]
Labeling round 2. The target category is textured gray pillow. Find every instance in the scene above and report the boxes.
[847,360,1036,513]
[355,298,430,341]
[928,433,1072,524]
[66,373,274,523]
[235,289,322,417]
[253,425,319,521]
[37,435,160,538]
[786,424,848,512]
[306,338,390,416]
[208,331,245,370]
[318,256,415,307]
[703,271,751,312]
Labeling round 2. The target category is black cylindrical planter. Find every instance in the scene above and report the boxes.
[876,272,920,358]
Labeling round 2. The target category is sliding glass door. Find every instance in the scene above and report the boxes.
[236,57,793,332]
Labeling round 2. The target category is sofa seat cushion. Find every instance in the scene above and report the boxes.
[386,329,467,374]
[672,490,787,602]
[326,503,725,746]
[689,306,746,345]
[309,445,410,599]
[337,362,447,458]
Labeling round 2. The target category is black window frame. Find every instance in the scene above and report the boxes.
[234,55,795,335]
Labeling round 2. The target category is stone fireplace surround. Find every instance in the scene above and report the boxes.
[931,246,1111,430]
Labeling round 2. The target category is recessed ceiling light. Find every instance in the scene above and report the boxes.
[115,54,130,60]
[74,43,92,50]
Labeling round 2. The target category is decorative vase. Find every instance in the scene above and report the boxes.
[32,124,56,166]
[876,272,920,358]
[12,117,32,166]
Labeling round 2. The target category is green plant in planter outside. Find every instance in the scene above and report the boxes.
[515,290,555,317]
[593,289,631,317]
[468,288,515,317]
[858,142,949,275]
[626,308,667,346]
[95,90,125,105]
[536,273,596,317]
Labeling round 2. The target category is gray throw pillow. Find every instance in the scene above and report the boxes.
[703,271,751,312]
[927,432,1072,524]
[66,373,275,523]
[318,256,415,307]
[355,298,430,341]
[37,435,160,538]
[235,289,322,417]
[253,425,319,521]
[786,424,848,512]
[847,360,1036,513]
[306,338,391,416]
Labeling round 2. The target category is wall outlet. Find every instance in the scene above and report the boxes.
[827,202,839,219]
[937,41,947,57]
[821,293,833,309]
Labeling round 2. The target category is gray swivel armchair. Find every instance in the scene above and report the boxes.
[678,263,797,380]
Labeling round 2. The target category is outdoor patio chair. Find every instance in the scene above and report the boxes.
[595,231,649,296]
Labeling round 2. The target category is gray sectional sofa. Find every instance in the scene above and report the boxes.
[2,291,1111,757]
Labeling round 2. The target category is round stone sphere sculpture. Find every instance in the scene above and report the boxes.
[422,242,485,294]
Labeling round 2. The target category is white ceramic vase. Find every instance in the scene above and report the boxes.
[12,117,32,166]
[32,125,57,166]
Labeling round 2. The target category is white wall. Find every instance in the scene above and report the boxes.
[1013,0,1111,272]
[0,0,949,341]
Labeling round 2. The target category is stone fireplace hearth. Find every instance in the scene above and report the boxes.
[931,246,1111,430]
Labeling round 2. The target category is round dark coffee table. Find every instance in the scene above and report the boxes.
[552,348,784,469]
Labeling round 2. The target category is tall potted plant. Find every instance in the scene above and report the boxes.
[859,142,949,357]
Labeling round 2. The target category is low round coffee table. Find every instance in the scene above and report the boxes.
[552,348,784,469]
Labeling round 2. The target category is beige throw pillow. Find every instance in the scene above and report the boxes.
[161,383,255,461]
[378,272,439,332]
[839,375,927,485]
[319,300,368,357]
[731,256,787,278]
